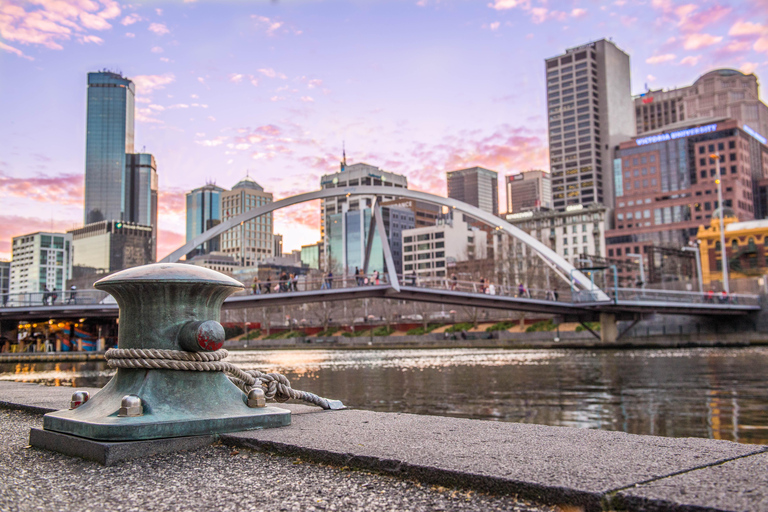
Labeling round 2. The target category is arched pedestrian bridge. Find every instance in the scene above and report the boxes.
[1,186,761,342]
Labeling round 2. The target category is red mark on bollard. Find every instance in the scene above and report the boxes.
[197,331,222,351]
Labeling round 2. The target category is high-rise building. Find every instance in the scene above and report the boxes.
[320,162,408,268]
[446,166,498,216]
[125,153,158,259]
[84,71,158,255]
[9,232,73,296]
[506,170,552,213]
[545,39,635,210]
[85,71,135,224]
[635,69,768,139]
[186,183,224,258]
[220,176,274,267]
[605,118,768,259]
[69,221,154,275]
[273,234,283,257]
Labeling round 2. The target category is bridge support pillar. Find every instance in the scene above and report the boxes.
[600,313,618,343]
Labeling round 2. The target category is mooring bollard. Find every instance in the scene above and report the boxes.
[37,263,292,442]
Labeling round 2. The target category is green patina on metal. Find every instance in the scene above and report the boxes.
[42,263,291,441]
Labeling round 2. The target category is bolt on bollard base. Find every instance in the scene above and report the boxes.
[31,264,290,457]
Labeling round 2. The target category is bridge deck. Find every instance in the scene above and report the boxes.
[0,284,759,322]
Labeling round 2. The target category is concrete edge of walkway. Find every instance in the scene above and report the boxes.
[219,434,602,510]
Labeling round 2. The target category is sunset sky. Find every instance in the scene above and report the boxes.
[1,0,767,260]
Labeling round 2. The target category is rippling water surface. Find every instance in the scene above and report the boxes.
[3,347,768,444]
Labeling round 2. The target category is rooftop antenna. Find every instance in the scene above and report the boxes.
[340,141,347,172]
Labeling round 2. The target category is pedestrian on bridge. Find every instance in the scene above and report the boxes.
[251,277,261,295]
[66,285,77,304]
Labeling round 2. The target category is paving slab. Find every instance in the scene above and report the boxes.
[615,451,768,512]
[223,409,767,511]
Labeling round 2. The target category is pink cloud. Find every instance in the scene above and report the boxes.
[0,0,121,51]
[728,21,766,37]
[740,62,759,74]
[646,53,676,64]
[0,40,33,59]
[148,22,169,35]
[0,172,83,206]
[132,73,175,95]
[0,215,80,258]
[158,189,186,216]
[157,229,185,261]
[488,0,530,10]
[571,8,587,18]
[121,13,142,26]
[679,55,701,66]
[677,5,730,32]
[682,33,723,50]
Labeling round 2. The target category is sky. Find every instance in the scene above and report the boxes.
[1,0,767,261]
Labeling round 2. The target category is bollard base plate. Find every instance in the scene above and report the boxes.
[41,369,291,441]
[29,427,216,466]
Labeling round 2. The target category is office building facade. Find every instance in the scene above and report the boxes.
[327,208,384,276]
[546,39,634,210]
[69,221,153,275]
[9,232,73,295]
[380,198,441,227]
[505,203,607,266]
[220,176,274,267]
[446,166,498,216]
[186,183,224,257]
[0,261,10,301]
[605,118,768,260]
[506,170,552,213]
[402,212,488,278]
[635,69,768,139]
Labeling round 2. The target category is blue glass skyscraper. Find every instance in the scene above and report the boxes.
[186,183,224,258]
[84,71,136,225]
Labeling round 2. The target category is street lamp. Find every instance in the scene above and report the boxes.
[710,154,730,294]
[682,242,704,294]
[626,253,645,289]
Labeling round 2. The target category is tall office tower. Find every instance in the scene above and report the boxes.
[220,176,274,267]
[186,183,224,258]
[506,170,552,213]
[125,153,158,259]
[446,166,499,216]
[273,234,283,257]
[9,232,73,295]
[84,71,158,256]
[635,69,768,139]
[85,71,135,224]
[545,39,634,210]
[319,162,408,264]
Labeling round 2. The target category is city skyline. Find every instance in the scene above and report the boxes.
[2,0,767,260]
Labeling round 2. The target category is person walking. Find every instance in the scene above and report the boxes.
[292,273,299,292]
[67,285,77,304]
[450,273,458,291]
[373,270,380,285]
[251,277,261,295]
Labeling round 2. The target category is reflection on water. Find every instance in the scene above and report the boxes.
[2,347,768,444]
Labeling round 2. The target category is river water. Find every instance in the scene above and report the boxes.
[2,347,768,444]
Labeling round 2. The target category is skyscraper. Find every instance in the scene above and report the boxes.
[446,166,498,216]
[84,71,158,259]
[84,71,135,224]
[545,39,634,210]
[186,183,224,258]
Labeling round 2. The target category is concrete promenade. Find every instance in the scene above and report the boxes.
[2,381,767,511]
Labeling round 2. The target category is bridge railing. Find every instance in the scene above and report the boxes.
[406,276,576,302]
[231,273,391,296]
[608,287,761,307]
[0,290,112,308]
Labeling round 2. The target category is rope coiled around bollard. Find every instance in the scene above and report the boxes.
[105,348,338,410]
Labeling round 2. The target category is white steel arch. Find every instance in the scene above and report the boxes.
[163,185,606,297]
